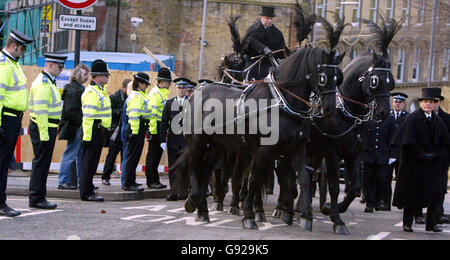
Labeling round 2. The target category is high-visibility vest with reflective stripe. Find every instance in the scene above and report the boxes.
[29,72,63,141]
[148,85,170,135]
[0,52,28,125]
[126,90,151,135]
[81,83,112,141]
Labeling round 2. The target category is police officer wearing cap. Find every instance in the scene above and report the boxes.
[122,73,151,192]
[0,29,33,217]
[28,53,67,209]
[145,68,171,189]
[243,6,287,80]
[79,60,112,202]
[161,77,189,201]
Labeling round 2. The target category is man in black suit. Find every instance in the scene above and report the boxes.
[160,78,189,201]
[432,88,450,224]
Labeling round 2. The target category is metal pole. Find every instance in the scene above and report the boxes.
[427,0,437,88]
[198,0,207,80]
[115,0,120,52]
[75,10,81,66]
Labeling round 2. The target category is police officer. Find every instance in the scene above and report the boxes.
[28,53,67,209]
[243,6,287,80]
[161,77,189,201]
[362,116,394,213]
[122,73,151,192]
[80,60,112,202]
[0,29,33,217]
[145,68,171,189]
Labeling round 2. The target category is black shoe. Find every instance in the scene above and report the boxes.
[166,193,178,201]
[415,216,426,224]
[123,185,144,192]
[403,225,413,233]
[438,215,449,224]
[360,194,366,204]
[94,186,99,190]
[58,183,77,190]
[364,207,374,213]
[426,225,443,233]
[0,205,21,217]
[82,195,104,202]
[102,179,111,186]
[178,194,188,200]
[148,183,167,189]
[29,200,57,210]
[134,182,143,187]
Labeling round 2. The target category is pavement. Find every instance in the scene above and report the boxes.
[6,170,170,201]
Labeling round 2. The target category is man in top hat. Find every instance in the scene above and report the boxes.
[243,6,287,80]
[145,68,172,189]
[28,53,68,209]
[0,29,33,217]
[391,88,450,233]
[431,88,450,224]
[79,59,112,202]
[161,77,189,201]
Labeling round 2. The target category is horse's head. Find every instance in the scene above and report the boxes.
[220,53,247,83]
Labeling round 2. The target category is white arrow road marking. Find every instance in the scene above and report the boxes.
[0,210,63,221]
[367,232,391,240]
[258,222,288,231]
[167,207,187,213]
[122,205,167,212]
[163,217,219,225]
[205,219,237,228]
[120,214,176,223]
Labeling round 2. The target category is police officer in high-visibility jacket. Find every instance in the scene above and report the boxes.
[80,60,112,202]
[144,68,171,189]
[123,73,151,192]
[0,29,33,217]
[28,53,67,210]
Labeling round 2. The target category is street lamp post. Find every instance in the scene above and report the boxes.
[198,0,208,80]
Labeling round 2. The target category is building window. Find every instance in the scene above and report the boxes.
[336,0,344,19]
[54,30,69,53]
[352,48,358,60]
[412,48,421,82]
[387,0,395,19]
[443,49,449,81]
[397,48,405,82]
[316,0,327,18]
[352,0,362,24]
[369,0,379,23]
[402,0,410,25]
[418,0,425,25]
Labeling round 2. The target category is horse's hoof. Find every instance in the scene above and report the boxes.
[322,203,331,216]
[297,215,313,232]
[228,206,240,216]
[196,212,210,223]
[255,212,267,223]
[242,219,258,230]
[184,200,196,213]
[281,210,293,225]
[272,209,281,218]
[333,224,349,235]
[212,202,224,212]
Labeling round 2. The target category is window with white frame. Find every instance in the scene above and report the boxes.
[336,0,344,19]
[443,49,449,81]
[387,0,395,19]
[352,0,362,24]
[352,48,358,60]
[316,0,327,18]
[412,48,421,82]
[402,0,410,26]
[418,0,425,25]
[397,48,405,82]
[370,0,379,23]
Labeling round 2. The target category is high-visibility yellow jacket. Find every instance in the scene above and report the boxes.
[148,85,170,135]
[127,90,151,135]
[29,72,62,141]
[0,51,28,125]
[81,83,112,141]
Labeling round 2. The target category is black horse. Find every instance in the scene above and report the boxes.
[302,16,403,235]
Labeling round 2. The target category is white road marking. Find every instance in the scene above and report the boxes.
[367,232,391,240]
[0,210,63,220]
[205,219,236,228]
[163,217,219,225]
[120,214,175,223]
[122,205,167,211]
[167,207,187,213]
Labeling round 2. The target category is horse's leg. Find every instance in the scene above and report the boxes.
[228,153,247,216]
[184,140,206,213]
[293,145,313,231]
[338,157,362,213]
[275,158,294,225]
[319,158,328,211]
[254,185,267,223]
[212,166,225,212]
[197,148,222,222]
[273,161,283,218]
[326,155,349,235]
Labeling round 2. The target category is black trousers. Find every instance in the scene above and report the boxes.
[404,205,439,228]
[80,127,104,200]
[440,164,449,216]
[0,115,21,206]
[102,142,122,181]
[29,121,57,204]
[145,135,163,185]
[124,127,146,187]
[363,163,388,208]
[168,147,184,194]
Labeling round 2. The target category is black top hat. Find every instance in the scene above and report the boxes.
[391,92,408,101]
[198,79,213,85]
[156,68,172,82]
[91,59,110,76]
[44,53,68,64]
[419,88,438,101]
[9,29,34,45]
[174,77,190,86]
[259,6,276,17]
[431,87,444,101]
[134,72,150,85]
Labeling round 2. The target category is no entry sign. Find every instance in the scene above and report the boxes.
[57,0,98,10]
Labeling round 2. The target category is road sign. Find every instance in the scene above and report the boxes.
[57,0,97,10]
[59,15,97,31]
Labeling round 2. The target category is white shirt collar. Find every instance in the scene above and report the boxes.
[43,70,56,82]
[424,112,432,118]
